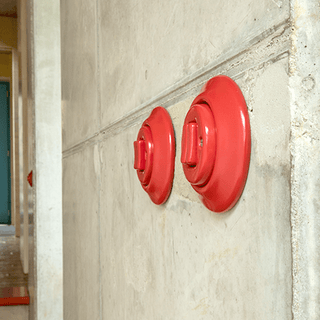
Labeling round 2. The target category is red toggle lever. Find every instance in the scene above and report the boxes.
[181,122,198,166]
[134,140,146,170]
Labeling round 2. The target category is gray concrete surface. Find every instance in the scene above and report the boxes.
[28,0,63,319]
[63,145,100,320]
[61,0,289,151]
[0,306,29,320]
[98,0,289,128]
[290,0,320,318]
[59,0,305,319]
[61,0,99,151]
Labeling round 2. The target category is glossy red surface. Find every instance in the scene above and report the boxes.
[181,104,216,186]
[134,107,175,205]
[181,75,251,212]
[0,287,29,306]
[27,170,33,187]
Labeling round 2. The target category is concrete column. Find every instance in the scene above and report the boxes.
[32,0,63,318]
[20,0,28,274]
[12,49,20,237]
[290,0,320,318]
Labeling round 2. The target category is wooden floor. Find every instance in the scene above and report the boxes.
[0,233,29,319]
[0,229,29,319]
[0,235,28,289]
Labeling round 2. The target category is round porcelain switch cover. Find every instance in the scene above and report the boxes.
[181,75,251,213]
[134,107,175,205]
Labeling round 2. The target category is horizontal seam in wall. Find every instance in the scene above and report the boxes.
[62,19,290,159]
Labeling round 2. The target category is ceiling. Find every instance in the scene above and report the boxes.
[0,0,17,18]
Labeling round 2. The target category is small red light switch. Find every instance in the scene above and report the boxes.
[133,107,175,205]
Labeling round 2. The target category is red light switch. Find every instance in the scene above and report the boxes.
[133,107,175,205]
[27,171,33,187]
[181,76,251,213]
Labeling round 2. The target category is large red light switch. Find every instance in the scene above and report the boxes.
[181,75,251,213]
[134,107,175,205]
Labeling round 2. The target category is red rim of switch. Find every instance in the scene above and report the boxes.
[181,75,251,213]
[134,107,175,205]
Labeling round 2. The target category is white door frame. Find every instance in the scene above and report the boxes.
[0,48,20,236]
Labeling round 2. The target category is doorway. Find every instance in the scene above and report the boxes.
[0,82,10,224]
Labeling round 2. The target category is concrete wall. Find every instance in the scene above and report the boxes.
[290,0,320,318]
[0,16,17,49]
[61,0,292,319]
